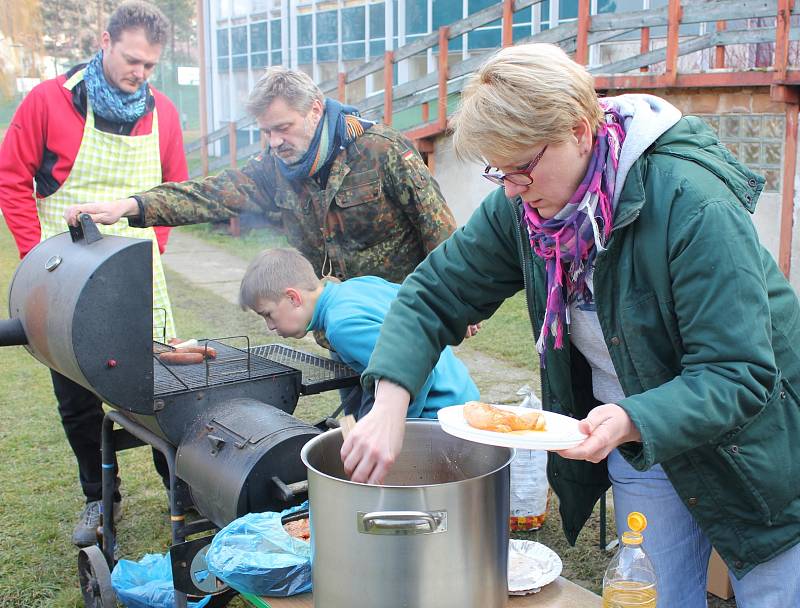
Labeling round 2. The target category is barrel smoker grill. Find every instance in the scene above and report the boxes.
[0,217,359,608]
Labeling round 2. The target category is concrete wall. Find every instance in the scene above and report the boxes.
[432,136,497,226]
[431,87,799,293]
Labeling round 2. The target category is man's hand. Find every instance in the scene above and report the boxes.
[64,197,139,226]
[464,323,482,339]
[556,403,641,463]
[340,380,410,484]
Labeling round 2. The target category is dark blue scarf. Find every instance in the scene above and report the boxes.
[84,51,148,123]
[276,98,373,183]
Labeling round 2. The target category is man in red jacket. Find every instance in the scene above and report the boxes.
[0,1,187,546]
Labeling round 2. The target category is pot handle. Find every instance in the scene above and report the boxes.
[358,510,447,535]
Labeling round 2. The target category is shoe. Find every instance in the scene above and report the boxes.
[72,500,123,547]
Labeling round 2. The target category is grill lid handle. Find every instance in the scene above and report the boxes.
[69,213,103,245]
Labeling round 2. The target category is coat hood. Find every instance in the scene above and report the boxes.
[647,115,766,214]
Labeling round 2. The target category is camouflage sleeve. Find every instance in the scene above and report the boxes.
[383,134,457,252]
[132,154,278,227]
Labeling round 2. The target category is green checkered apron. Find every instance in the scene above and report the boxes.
[37,69,176,340]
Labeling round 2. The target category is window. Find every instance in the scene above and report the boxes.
[342,7,365,41]
[231,25,248,71]
[406,0,427,36]
[250,22,267,52]
[216,28,230,72]
[270,20,281,50]
[231,26,248,55]
[469,0,501,50]
[316,10,338,44]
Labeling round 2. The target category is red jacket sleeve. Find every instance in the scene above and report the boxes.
[0,87,47,258]
[152,91,188,254]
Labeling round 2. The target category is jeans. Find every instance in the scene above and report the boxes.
[608,449,800,608]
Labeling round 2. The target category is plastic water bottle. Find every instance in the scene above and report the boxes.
[602,512,657,608]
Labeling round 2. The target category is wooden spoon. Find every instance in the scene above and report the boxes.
[339,414,356,439]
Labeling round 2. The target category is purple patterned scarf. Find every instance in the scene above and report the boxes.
[524,104,627,362]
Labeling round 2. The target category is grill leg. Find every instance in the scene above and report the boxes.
[101,414,118,567]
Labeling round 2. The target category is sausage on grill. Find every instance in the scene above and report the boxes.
[158,351,204,365]
[175,346,218,359]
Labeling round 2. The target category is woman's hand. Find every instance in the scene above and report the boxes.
[340,380,410,484]
[64,197,139,226]
[556,403,641,463]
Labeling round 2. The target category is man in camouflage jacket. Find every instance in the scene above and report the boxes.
[70,67,457,284]
[131,121,454,283]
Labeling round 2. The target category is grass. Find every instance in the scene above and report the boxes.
[177,224,288,265]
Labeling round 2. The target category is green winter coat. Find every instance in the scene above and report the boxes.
[363,116,800,577]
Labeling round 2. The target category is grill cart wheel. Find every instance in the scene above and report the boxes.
[78,545,115,608]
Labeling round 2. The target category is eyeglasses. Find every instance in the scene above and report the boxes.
[482,145,548,187]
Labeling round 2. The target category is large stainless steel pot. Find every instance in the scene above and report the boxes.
[301,419,513,608]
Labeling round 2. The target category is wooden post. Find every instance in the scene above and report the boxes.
[715,21,726,69]
[337,72,346,102]
[775,0,795,81]
[438,27,449,130]
[576,0,590,65]
[639,27,650,73]
[779,101,798,277]
[196,0,209,176]
[383,51,394,126]
[502,0,514,48]
[421,102,430,124]
[665,0,682,85]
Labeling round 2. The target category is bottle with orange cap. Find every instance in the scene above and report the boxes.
[602,511,657,608]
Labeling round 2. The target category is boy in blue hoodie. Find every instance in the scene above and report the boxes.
[239,247,479,420]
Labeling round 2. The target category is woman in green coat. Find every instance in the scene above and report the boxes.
[341,43,800,607]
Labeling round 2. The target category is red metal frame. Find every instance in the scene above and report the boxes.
[197,0,209,176]
[595,70,800,91]
[775,0,795,81]
[640,27,650,73]
[715,21,726,69]
[502,0,514,47]
[576,0,591,65]
[665,0,682,84]
[384,51,394,126]
[779,95,799,277]
[438,27,449,130]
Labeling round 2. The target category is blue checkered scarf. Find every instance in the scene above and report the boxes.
[84,51,148,123]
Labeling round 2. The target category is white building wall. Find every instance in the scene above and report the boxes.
[791,152,800,293]
[432,135,496,226]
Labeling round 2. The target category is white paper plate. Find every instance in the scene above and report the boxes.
[437,404,587,450]
[507,539,563,595]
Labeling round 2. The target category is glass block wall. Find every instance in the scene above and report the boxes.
[700,114,785,193]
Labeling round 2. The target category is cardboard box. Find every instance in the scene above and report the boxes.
[707,549,734,600]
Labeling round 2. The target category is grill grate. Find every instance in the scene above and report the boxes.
[153,339,297,396]
[249,343,360,395]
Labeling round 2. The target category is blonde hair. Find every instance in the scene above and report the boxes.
[246,67,324,118]
[239,248,321,310]
[451,43,603,163]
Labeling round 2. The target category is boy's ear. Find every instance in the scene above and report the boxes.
[285,287,303,307]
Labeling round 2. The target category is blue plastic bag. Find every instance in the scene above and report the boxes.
[111,552,211,608]
[205,501,312,596]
